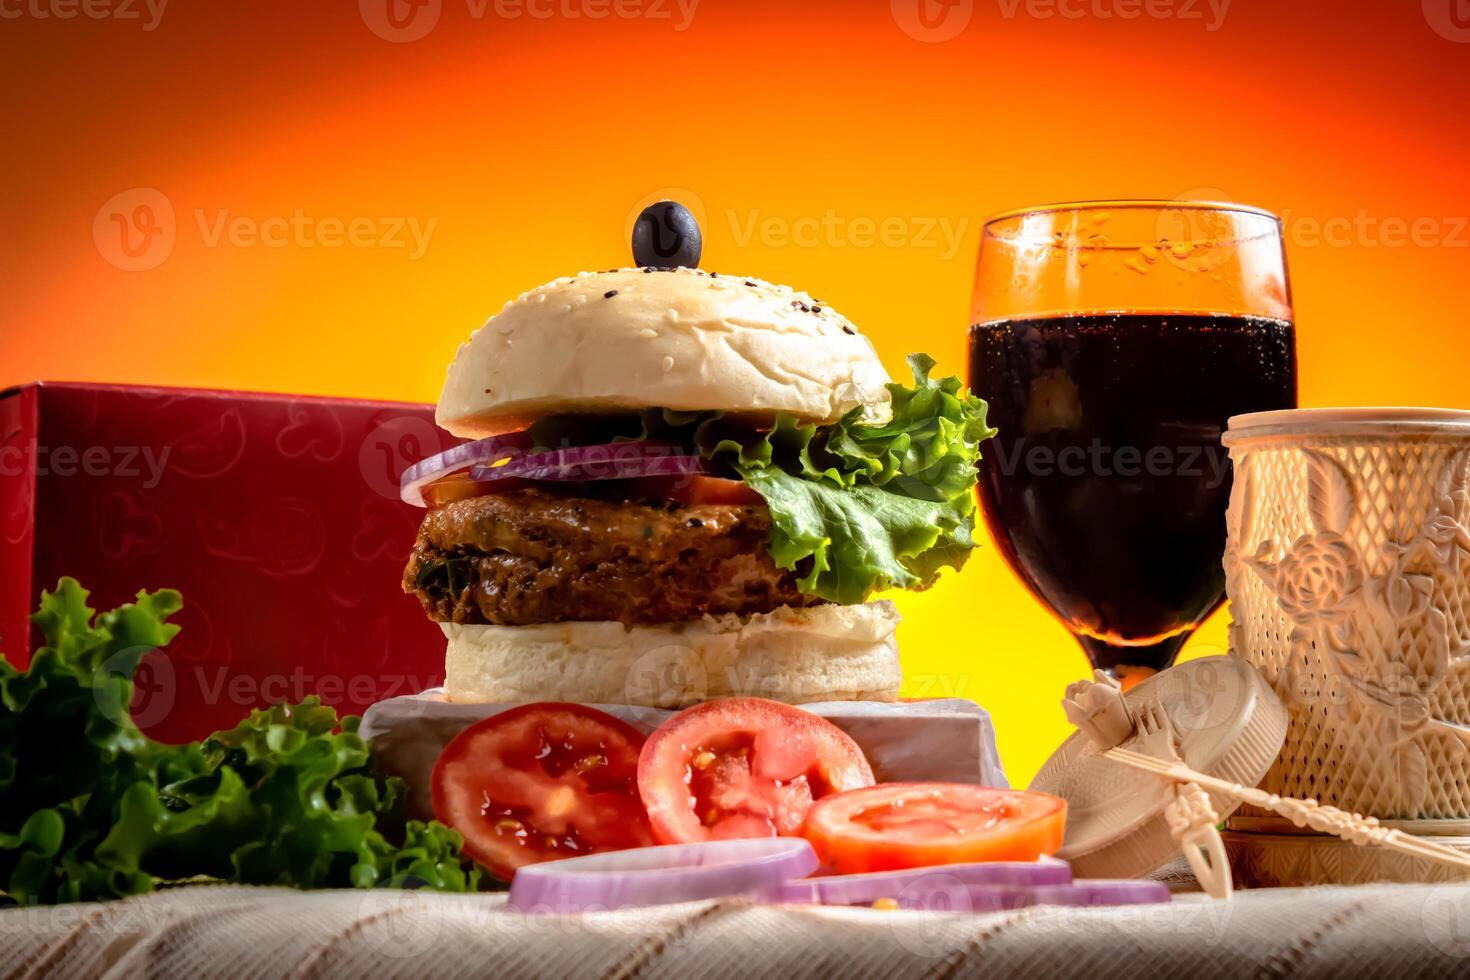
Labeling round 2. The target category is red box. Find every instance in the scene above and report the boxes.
[0,382,457,742]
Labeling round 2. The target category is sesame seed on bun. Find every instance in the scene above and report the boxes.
[435,267,893,439]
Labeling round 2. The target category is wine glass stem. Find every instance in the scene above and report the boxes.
[1077,633,1190,689]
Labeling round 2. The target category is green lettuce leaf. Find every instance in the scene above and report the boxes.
[0,579,480,905]
[713,354,996,603]
[490,352,995,605]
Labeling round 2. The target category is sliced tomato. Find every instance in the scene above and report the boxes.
[609,474,765,506]
[664,475,764,506]
[801,783,1067,874]
[422,470,533,507]
[431,703,654,880]
[422,471,487,507]
[638,698,874,845]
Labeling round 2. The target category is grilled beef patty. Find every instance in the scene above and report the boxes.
[403,489,818,626]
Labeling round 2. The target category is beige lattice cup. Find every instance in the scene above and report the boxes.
[1222,409,1470,884]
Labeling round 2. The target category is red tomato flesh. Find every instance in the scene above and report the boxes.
[661,475,764,506]
[638,699,875,845]
[423,471,518,507]
[431,703,654,880]
[801,783,1068,874]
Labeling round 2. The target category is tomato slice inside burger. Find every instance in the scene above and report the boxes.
[638,698,875,845]
[431,703,654,880]
[801,783,1068,874]
[659,475,765,507]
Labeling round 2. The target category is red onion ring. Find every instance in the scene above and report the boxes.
[507,838,819,914]
[752,857,1072,907]
[470,442,711,485]
[399,432,533,507]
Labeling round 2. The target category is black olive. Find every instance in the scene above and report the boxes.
[631,201,701,269]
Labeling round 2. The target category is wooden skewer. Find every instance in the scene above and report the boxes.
[1106,747,1470,873]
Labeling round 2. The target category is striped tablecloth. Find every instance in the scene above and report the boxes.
[4,881,1470,979]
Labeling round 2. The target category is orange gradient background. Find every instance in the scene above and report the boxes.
[4,1,1468,783]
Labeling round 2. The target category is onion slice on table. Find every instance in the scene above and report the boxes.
[758,875,1170,912]
[752,857,1073,907]
[470,442,711,485]
[507,838,819,914]
[400,432,534,506]
[1009,880,1171,908]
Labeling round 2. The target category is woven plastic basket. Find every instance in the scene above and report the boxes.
[1222,409,1470,883]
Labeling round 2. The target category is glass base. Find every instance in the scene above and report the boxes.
[1077,633,1189,689]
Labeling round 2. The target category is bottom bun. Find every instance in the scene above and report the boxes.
[441,601,902,707]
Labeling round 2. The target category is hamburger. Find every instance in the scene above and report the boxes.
[399,204,994,708]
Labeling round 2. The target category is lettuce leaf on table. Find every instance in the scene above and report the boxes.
[0,579,479,906]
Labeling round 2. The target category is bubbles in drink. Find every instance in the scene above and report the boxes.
[969,312,1298,676]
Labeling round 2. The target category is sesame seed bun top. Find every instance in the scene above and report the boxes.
[435,267,893,438]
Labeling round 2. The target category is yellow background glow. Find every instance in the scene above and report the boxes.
[4,1,1469,783]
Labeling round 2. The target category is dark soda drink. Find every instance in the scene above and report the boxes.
[969,312,1298,677]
